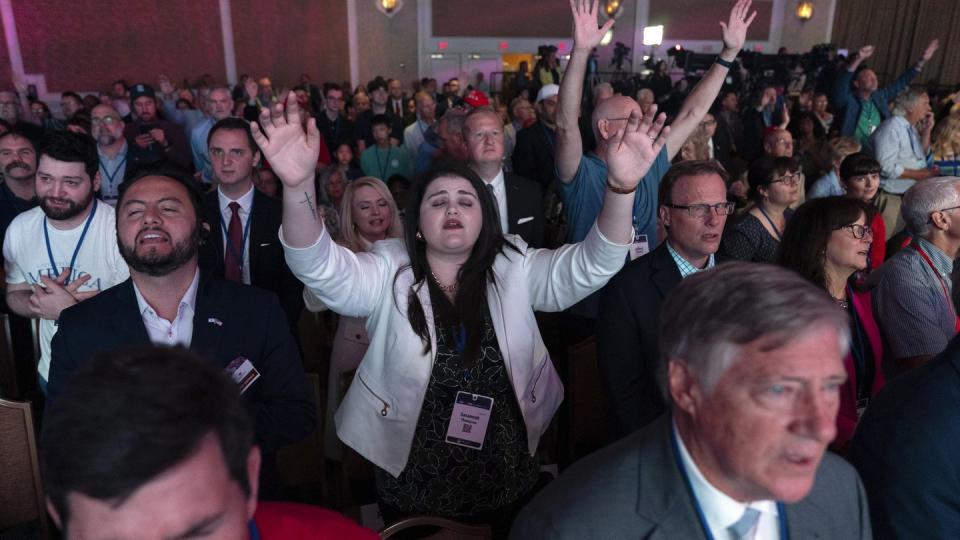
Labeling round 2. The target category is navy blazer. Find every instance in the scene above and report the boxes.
[198,188,304,334]
[504,172,545,248]
[47,275,315,454]
[850,335,960,539]
[597,243,681,438]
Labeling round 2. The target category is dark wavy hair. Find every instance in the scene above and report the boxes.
[399,161,519,360]
[778,196,876,292]
[747,155,800,202]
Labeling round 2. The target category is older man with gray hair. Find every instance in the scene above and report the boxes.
[871,176,960,373]
[511,262,871,539]
[869,85,940,235]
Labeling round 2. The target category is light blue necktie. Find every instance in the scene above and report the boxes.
[728,507,761,540]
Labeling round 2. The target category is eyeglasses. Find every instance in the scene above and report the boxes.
[700,119,717,126]
[90,116,121,126]
[771,172,802,186]
[838,224,873,239]
[667,202,737,218]
[930,205,960,222]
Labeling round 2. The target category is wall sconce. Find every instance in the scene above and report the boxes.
[376,0,403,17]
[604,0,623,19]
[796,2,814,21]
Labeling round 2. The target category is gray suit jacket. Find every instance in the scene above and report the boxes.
[511,415,872,539]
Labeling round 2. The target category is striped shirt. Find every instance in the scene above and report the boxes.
[872,236,956,362]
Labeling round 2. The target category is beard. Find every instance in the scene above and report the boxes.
[41,191,93,221]
[95,132,118,146]
[119,224,200,277]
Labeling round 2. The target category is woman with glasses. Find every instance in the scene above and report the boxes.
[778,196,885,451]
[719,156,801,262]
[839,152,886,266]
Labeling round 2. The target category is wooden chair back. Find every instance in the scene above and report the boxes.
[0,398,48,538]
[0,313,19,398]
[380,515,492,539]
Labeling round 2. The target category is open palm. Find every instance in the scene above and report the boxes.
[570,0,614,50]
[250,91,321,189]
[605,107,669,190]
[720,0,757,51]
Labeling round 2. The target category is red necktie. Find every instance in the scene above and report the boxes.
[394,100,401,116]
[224,201,243,282]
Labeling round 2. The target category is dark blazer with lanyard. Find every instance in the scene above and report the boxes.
[198,189,304,335]
[510,415,873,539]
[503,171,545,248]
[596,243,682,438]
[46,276,316,496]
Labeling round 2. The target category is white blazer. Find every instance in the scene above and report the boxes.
[282,223,629,477]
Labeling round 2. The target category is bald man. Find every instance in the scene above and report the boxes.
[556,0,756,253]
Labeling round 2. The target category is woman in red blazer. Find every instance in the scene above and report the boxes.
[779,196,886,452]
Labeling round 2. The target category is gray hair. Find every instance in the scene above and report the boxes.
[658,262,850,401]
[440,107,467,135]
[592,82,614,103]
[892,85,928,117]
[902,176,960,237]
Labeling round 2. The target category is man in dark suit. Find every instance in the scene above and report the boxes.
[850,335,960,539]
[597,160,731,438]
[464,107,544,247]
[47,165,314,496]
[512,84,558,193]
[197,117,303,333]
[512,262,871,539]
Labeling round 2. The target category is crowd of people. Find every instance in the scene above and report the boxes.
[3,0,960,537]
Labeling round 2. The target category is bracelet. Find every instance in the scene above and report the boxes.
[715,57,734,69]
[606,179,637,194]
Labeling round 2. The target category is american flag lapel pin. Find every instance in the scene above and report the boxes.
[208,318,223,326]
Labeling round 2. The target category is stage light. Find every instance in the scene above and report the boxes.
[643,25,664,47]
[796,2,814,20]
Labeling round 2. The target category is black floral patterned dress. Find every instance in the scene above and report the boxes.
[374,303,540,518]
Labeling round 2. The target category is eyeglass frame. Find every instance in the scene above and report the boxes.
[837,223,873,239]
[770,171,802,186]
[90,116,122,126]
[665,202,737,218]
[929,204,960,222]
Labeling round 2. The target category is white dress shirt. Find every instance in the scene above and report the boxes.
[483,168,509,234]
[133,268,200,347]
[673,422,781,539]
[218,184,255,284]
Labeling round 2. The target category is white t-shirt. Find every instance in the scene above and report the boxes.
[3,202,130,380]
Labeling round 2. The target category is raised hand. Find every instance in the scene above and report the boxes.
[570,0,615,52]
[921,39,940,62]
[719,0,757,52]
[858,45,875,60]
[605,106,669,191]
[250,91,321,190]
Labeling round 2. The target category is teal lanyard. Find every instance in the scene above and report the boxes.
[99,155,126,196]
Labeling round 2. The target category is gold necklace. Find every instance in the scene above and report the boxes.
[430,270,458,293]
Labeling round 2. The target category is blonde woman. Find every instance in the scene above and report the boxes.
[305,177,403,459]
[932,113,960,177]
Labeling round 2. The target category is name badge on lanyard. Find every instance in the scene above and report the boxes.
[446,391,494,450]
[630,233,650,260]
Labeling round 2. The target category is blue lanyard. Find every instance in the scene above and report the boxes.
[375,146,393,179]
[219,199,254,275]
[669,424,789,540]
[99,155,126,195]
[757,204,783,241]
[43,199,97,286]
[247,520,261,540]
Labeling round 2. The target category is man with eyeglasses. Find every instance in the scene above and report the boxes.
[871,176,960,375]
[597,160,732,438]
[316,83,355,155]
[90,104,134,205]
[0,90,46,144]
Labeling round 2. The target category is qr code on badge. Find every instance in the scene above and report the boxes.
[462,423,473,433]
